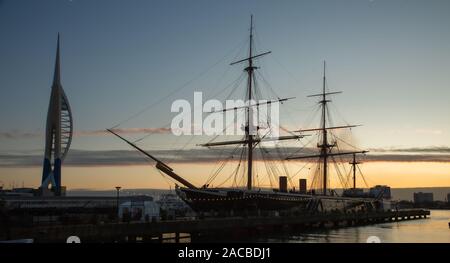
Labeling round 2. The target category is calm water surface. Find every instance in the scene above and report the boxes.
[266,210,450,243]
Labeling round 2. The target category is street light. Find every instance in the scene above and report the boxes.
[115,186,121,221]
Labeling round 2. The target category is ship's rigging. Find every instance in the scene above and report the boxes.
[197,15,306,191]
[107,16,370,196]
[286,61,368,195]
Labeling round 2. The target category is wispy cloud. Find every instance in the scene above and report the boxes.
[387,128,444,136]
[0,131,41,139]
[74,128,172,136]
[368,146,450,153]
[414,129,443,135]
[1,146,450,167]
[0,127,172,139]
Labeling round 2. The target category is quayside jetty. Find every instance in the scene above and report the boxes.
[3,209,429,243]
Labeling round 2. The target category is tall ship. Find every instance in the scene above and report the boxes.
[109,17,387,216]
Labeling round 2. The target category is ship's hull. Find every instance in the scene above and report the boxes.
[176,187,379,216]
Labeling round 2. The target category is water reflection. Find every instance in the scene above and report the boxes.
[266,210,450,243]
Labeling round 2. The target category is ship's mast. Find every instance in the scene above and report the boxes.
[287,61,367,196]
[109,16,303,191]
[246,15,255,190]
[319,61,330,195]
[107,129,198,189]
[349,153,361,189]
[199,16,302,189]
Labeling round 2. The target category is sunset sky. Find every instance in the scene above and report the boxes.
[0,0,449,190]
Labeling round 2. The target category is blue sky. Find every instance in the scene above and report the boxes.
[1,0,450,153]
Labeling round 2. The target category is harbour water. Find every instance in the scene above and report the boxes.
[264,210,450,243]
[66,189,449,243]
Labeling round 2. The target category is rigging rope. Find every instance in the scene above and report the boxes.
[110,37,249,129]
[216,146,246,188]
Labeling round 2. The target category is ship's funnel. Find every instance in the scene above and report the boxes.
[279,176,287,193]
[299,179,307,194]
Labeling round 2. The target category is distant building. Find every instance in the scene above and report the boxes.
[413,192,434,204]
[119,199,160,222]
[157,193,192,219]
[369,185,391,199]
[447,193,450,203]
[0,187,67,197]
[2,195,154,224]
[342,188,365,198]
[157,193,189,211]
[0,188,35,197]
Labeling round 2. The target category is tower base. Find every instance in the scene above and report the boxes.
[37,186,66,197]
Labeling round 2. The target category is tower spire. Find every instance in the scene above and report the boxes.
[53,33,61,86]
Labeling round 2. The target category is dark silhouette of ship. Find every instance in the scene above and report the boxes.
[108,16,385,216]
